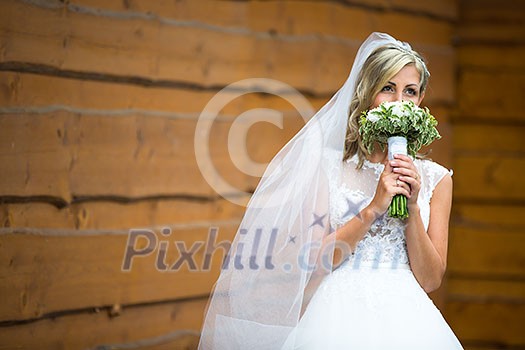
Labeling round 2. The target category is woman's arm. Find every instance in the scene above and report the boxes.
[389,154,453,292]
[326,159,409,266]
[405,174,453,292]
[328,205,378,265]
[318,155,453,293]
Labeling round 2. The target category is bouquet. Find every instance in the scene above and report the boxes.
[359,100,441,218]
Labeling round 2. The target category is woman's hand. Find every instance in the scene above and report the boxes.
[390,154,421,208]
[367,154,421,216]
[367,156,410,216]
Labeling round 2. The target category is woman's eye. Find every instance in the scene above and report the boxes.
[405,88,417,96]
[381,85,394,92]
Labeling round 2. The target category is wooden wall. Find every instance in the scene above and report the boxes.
[0,0,459,349]
[445,0,525,349]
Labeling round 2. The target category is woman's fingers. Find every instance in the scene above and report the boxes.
[398,175,417,187]
[390,156,417,175]
[390,155,421,206]
[374,156,418,213]
[392,154,412,165]
[392,168,420,185]
[391,157,416,175]
[392,178,411,198]
[384,173,410,197]
[390,155,420,185]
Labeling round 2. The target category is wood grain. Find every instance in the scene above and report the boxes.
[0,0,455,101]
[0,197,247,230]
[0,72,330,116]
[452,156,525,201]
[73,0,458,24]
[0,225,236,322]
[453,125,525,154]
[0,0,463,346]
[445,301,525,346]
[456,71,525,122]
[0,110,305,201]
[448,226,524,277]
[0,297,206,350]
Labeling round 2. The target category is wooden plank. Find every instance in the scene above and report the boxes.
[0,71,330,116]
[463,346,514,350]
[0,197,247,230]
[0,110,305,200]
[0,150,72,201]
[68,114,243,198]
[445,301,525,346]
[75,0,458,23]
[453,156,525,200]
[0,0,455,101]
[456,71,524,121]
[8,0,458,42]
[0,71,323,201]
[0,113,199,201]
[464,345,525,350]
[456,22,525,45]
[0,297,206,350]
[458,46,525,71]
[0,225,236,322]
[378,0,457,20]
[457,23,525,45]
[248,3,455,44]
[447,278,525,302]
[459,0,525,23]
[448,227,525,277]
[453,124,525,154]
[452,204,525,229]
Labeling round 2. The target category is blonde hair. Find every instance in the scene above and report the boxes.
[343,44,430,168]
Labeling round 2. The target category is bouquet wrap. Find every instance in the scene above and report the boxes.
[388,136,408,218]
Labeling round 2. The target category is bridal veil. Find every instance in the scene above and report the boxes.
[198,32,412,350]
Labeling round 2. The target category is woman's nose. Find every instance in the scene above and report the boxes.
[394,92,403,102]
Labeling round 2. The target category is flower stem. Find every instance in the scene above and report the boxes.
[389,194,409,219]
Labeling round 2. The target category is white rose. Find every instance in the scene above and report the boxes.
[367,110,381,122]
[391,102,412,118]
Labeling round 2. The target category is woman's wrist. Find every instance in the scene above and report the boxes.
[406,203,421,220]
[362,205,381,225]
[407,202,420,212]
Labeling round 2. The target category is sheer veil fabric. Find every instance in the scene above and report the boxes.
[198,32,415,350]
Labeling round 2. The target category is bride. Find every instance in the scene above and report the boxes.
[198,32,464,349]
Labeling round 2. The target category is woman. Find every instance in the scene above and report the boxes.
[280,41,463,350]
[198,33,463,349]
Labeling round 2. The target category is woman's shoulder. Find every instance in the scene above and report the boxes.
[414,157,453,193]
[415,157,453,178]
[415,157,452,172]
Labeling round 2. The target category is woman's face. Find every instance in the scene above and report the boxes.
[371,64,425,108]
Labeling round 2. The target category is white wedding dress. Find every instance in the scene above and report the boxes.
[281,154,463,349]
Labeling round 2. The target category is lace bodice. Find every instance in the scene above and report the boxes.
[326,153,452,266]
